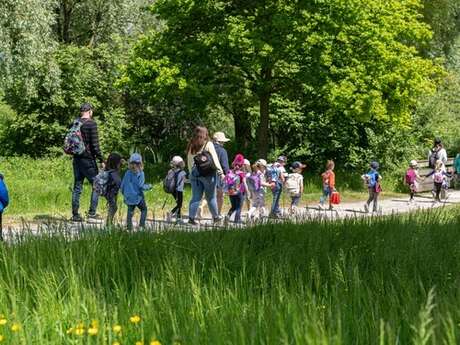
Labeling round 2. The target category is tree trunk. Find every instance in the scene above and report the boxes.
[257,67,272,159]
[233,109,253,154]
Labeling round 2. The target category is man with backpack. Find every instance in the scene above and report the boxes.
[66,103,104,222]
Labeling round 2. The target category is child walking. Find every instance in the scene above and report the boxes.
[0,173,9,241]
[267,156,287,218]
[319,160,335,210]
[247,159,270,220]
[427,160,451,203]
[168,156,187,223]
[104,152,123,225]
[362,161,382,213]
[405,160,422,204]
[224,154,248,223]
[121,153,152,230]
[286,161,306,214]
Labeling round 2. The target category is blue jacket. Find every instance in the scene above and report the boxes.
[0,174,9,213]
[213,142,230,174]
[120,170,151,205]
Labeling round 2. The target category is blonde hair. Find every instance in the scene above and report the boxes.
[435,160,443,171]
[129,162,143,172]
[326,160,335,170]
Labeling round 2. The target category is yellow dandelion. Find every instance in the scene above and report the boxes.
[0,335,4,342]
[150,340,161,345]
[129,315,141,324]
[135,341,144,345]
[112,342,121,345]
[0,319,6,326]
[87,327,98,336]
[90,320,99,328]
[10,323,20,332]
[66,327,74,335]
[74,327,85,336]
[112,324,122,333]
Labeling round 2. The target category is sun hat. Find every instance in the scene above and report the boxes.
[244,159,251,166]
[409,160,418,167]
[213,132,230,143]
[129,153,143,164]
[291,161,306,170]
[171,155,184,166]
[80,102,93,113]
[232,153,245,167]
[255,159,267,167]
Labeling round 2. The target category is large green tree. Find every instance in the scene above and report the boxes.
[123,0,441,159]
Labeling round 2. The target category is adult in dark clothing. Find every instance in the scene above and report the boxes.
[71,103,104,221]
[213,131,230,216]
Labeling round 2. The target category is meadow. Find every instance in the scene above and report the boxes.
[0,208,459,344]
[0,156,405,223]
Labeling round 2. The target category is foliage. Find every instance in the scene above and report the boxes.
[123,0,442,164]
[0,209,460,343]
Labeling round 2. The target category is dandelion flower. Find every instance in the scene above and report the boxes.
[74,327,85,336]
[135,341,144,345]
[0,335,4,342]
[90,320,99,328]
[66,327,74,335]
[0,319,6,326]
[112,342,120,345]
[129,315,141,324]
[150,340,161,345]
[10,323,20,332]
[87,327,98,336]
[112,324,122,333]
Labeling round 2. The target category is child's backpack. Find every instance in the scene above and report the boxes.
[193,150,216,177]
[93,171,112,197]
[64,119,86,155]
[405,169,417,185]
[247,173,262,192]
[163,169,179,194]
[433,171,444,184]
[285,173,302,196]
[224,170,242,196]
[429,149,438,169]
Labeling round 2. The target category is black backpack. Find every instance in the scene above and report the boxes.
[194,150,216,177]
[429,149,438,169]
[163,169,179,194]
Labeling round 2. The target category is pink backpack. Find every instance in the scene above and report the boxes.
[224,170,242,196]
[433,171,444,184]
[405,169,417,185]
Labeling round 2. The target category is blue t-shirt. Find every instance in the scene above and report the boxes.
[0,175,9,213]
[121,170,151,205]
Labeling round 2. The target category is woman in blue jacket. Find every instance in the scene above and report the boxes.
[0,174,9,241]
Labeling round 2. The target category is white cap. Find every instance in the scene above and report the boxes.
[410,160,418,167]
[171,155,184,166]
[213,132,230,142]
[255,159,267,167]
[244,159,250,166]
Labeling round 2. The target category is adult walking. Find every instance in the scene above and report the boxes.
[70,103,104,221]
[187,126,224,225]
[428,138,447,169]
[212,131,230,215]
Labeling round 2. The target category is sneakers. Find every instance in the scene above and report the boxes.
[87,213,102,220]
[213,216,223,224]
[363,204,369,213]
[71,214,83,222]
[188,219,198,226]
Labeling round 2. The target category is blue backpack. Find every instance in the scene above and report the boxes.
[266,164,281,183]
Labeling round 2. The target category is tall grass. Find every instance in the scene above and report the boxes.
[0,208,459,344]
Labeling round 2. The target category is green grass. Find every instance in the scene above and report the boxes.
[0,208,459,343]
[0,157,406,222]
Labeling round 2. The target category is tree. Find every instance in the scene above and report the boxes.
[124,0,442,159]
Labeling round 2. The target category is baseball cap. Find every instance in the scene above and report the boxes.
[129,153,143,164]
[213,132,230,143]
[291,161,306,170]
[370,161,379,170]
[410,160,418,167]
[277,155,287,163]
[244,159,251,166]
[255,159,267,167]
[80,102,93,113]
[171,155,184,165]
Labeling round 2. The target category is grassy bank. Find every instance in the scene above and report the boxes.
[0,156,405,221]
[0,208,459,343]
